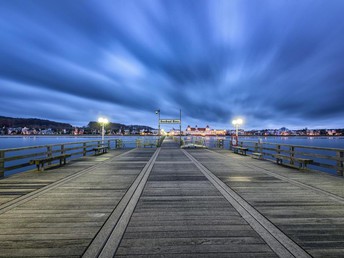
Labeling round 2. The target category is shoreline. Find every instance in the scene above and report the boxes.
[0,135,343,138]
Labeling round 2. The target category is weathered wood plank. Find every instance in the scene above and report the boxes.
[116,243,273,255]
[115,143,277,257]
[0,138,343,257]
[188,149,344,258]
[0,148,156,258]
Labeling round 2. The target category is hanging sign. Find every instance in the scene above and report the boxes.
[159,119,181,124]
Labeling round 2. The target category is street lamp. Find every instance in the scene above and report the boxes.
[155,109,160,137]
[232,118,243,137]
[98,117,109,144]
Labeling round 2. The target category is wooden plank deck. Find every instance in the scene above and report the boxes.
[0,138,343,257]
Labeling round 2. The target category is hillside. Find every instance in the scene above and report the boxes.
[0,116,155,132]
[0,116,73,129]
[87,121,154,131]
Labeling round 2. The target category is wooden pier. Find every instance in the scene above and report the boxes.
[0,138,343,257]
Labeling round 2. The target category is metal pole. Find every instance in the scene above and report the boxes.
[179,109,182,146]
[102,123,105,144]
[155,109,160,146]
[236,124,239,137]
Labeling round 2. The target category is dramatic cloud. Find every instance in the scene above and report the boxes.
[1,0,344,129]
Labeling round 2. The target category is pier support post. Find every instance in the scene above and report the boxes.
[116,139,123,149]
[290,146,295,166]
[83,143,86,156]
[276,145,281,161]
[47,146,52,165]
[0,150,4,178]
[336,151,344,176]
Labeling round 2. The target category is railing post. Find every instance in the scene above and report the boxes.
[217,139,223,149]
[254,143,258,153]
[61,144,65,155]
[107,140,111,150]
[47,146,52,158]
[277,145,281,156]
[83,143,86,156]
[98,141,101,147]
[47,146,52,165]
[0,150,5,178]
[290,146,294,166]
[115,139,123,149]
[336,151,344,176]
[259,142,263,155]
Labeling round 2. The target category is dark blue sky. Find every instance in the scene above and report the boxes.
[1,0,344,129]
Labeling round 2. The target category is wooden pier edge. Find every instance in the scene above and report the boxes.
[182,149,311,258]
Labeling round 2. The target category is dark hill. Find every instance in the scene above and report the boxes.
[0,116,73,129]
[87,121,154,131]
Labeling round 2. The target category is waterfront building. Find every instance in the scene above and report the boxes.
[185,125,226,136]
[168,128,181,136]
[21,127,30,135]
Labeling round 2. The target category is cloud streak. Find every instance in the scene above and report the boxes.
[1,0,344,129]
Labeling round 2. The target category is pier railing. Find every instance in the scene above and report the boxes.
[238,140,344,176]
[207,139,343,176]
[0,138,158,177]
[181,137,343,176]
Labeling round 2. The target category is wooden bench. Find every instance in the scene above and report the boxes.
[92,146,109,155]
[274,154,313,169]
[30,154,71,171]
[251,152,263,159]
[143,143,156,148]
[233,146,249,156]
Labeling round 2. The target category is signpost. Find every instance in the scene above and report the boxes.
[159,119,181,124]
[156,110,182,146]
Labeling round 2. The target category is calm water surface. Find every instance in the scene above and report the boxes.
[1,136,344,149]
[0,136,150,149]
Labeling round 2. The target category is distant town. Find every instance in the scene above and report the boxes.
[0,116,343,136]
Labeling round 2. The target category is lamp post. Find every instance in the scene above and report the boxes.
[155,109,160,137]
[232,118,243,137]
[98,117,109,144]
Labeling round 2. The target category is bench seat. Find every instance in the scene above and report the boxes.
[251,152,263,159]
[30,154,71,171]
[92,146,109,155]
[233,146,249,155]
[143,143,156,148]
[274,154,313,169]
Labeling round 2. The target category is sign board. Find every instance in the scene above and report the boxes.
[159,119,181,124]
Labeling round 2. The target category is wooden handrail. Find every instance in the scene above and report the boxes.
[0,138,159,177]
[192,137,344,176]
[0,139,117,177]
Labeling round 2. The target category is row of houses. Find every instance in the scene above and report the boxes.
[245,128,343,136]
[2,126,342,136]
[168,125,227,136]
[3,127,66,135]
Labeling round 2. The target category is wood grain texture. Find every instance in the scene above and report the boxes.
[0,148,156,257]
[0,138,343,257]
